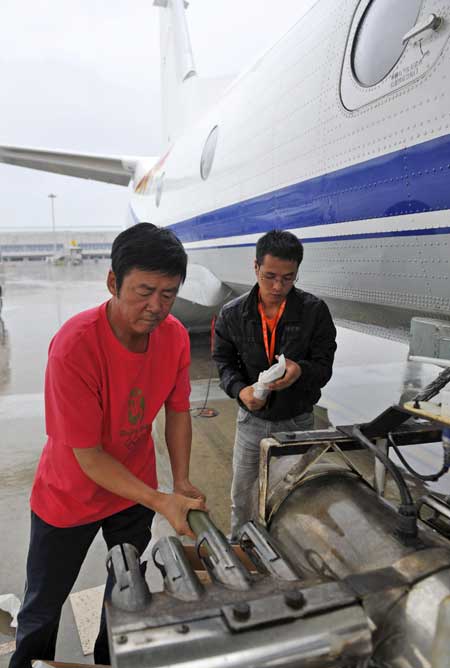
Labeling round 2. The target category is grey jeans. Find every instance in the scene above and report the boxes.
[230,408,314,539]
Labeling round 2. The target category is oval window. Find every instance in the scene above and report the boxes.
[352,0,423,86]
[200,125,219,180]
[155,172,165,208]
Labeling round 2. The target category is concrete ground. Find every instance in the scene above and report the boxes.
[1,260,449,666]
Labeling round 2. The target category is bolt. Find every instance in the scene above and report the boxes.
[116,634,128,645]
[232,602,251,621]
[176,624,190,634]
[285,590,305,610]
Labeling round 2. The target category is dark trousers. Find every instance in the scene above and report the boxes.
[9,504,155,668]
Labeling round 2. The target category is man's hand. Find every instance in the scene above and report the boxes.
[239,385,267,411]
[158,492,207,540]
[267,356,302,391]
[174,478,206,503]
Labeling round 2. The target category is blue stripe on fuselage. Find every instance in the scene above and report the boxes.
[184,225,450,251]
[163,133,450,244]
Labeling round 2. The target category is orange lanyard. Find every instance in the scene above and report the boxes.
[258,298,286,364]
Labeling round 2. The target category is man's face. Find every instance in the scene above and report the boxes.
[255,254,298,307]
[107,268,181,336]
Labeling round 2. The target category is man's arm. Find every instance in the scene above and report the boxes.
[213,309,266,411]
[164,408,205,501]
[73,446,206,539]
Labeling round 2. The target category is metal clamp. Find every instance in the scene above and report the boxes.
[152,536,204,601]
[189,510,251,590]
[197,528,251,591]
[237,521,299,580]
[107,543,151,612]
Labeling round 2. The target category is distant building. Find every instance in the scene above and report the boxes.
[0,230,118,261]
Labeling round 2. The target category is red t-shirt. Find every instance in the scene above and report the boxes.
[31,302,191,528]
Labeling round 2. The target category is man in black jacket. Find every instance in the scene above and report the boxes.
[213,230,336,539]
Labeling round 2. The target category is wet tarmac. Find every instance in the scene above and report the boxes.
[0,260,449,665]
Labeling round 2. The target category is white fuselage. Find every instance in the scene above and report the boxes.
[131,0,450,319]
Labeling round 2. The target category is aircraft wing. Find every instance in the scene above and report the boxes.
[0,145,155,186]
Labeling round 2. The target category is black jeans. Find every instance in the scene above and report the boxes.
[9,504,155,668]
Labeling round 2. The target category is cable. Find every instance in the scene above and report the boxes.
[388,431,450,482]
[190,356,218,418]
[352,427,413,506]
[413,366,450,407]
[352,426,417,538]
[190,315,219,419]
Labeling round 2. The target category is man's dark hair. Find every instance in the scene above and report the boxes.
[111,222,187,292]
[256,229,304,267]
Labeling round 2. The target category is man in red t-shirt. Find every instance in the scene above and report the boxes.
[10,223,206,668]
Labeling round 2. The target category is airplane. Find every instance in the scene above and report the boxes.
[1,0,450,343]
[2,6,450,667]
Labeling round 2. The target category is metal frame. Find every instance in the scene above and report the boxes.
[258,412,443,526]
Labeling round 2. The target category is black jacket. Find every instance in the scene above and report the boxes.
[213,284,337,421]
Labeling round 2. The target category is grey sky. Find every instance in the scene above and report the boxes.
[0,1,315,231]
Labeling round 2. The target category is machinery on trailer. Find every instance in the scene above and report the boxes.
[105,369,450,668]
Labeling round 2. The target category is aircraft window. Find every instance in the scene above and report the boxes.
[155,172,165,208]
[200,125,219,180]
[352,0,422,86]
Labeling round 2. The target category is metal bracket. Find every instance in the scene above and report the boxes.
[258,429,357,525]
[221,581,356,631]
[257,417,442,526]
[374,438,388,497]
[266,443,332,522]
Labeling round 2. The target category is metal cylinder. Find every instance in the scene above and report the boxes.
[188,510,251,590]
[269,470,417,579]
[188,509,216,537]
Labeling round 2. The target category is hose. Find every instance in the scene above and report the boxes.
[413,366,450,407]
[352,426,417,538]
[388,431,450,482]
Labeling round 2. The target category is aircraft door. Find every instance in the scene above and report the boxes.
[341,0,450,110]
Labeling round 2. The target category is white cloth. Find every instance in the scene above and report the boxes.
[252,354,286,399]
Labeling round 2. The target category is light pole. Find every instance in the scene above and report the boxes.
[48,193,57,255]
